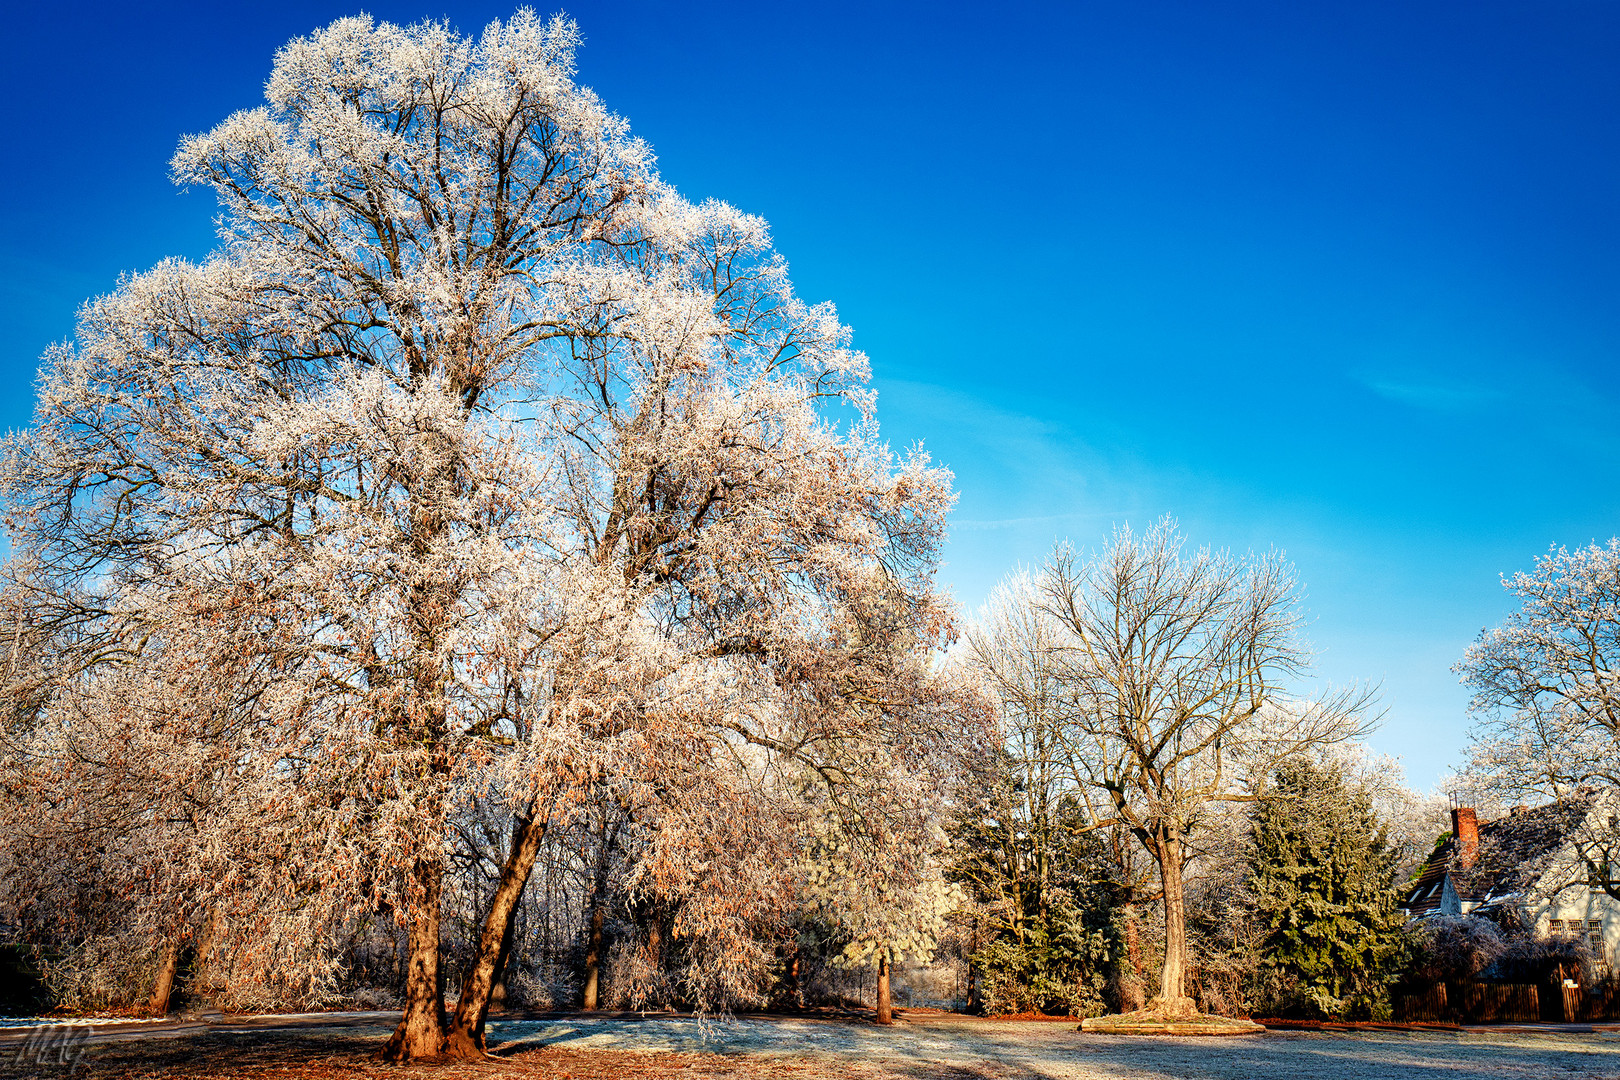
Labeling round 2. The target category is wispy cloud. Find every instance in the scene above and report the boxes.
[1356,373,1505,412]
[874,378,1093,492]
[1351,364,1619,456]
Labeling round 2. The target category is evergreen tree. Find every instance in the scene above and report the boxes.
[1248,760,1407,1018]
[949,751,1117,1016]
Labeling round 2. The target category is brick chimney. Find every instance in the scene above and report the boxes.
[1452,807,1479,870]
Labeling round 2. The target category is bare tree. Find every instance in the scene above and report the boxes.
[963,574,1070,924]
[1033,519,1374,1021]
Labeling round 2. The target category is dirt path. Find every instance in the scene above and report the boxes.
[3,1012,1619,1078]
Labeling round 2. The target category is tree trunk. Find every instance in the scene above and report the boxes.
[489,816,525,1013]
[384,482,457,1062]
[1148,828,1197,1019]
[1125,903,1142,979]
[966,918,981,1013]
[193,907,222,1005]
[581,902,606,1010]
[875,949,893,1025]
[646,915,664,986]
[442,812,548,1061]
[1113,900,1145,1011]
[579,830,614,1011]
[382,856,448,1062]
[781,942,803,1010]
[148,936,180,1018]
[488,896,518,1011]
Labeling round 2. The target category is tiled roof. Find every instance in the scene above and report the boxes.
[1405,847,1451,915]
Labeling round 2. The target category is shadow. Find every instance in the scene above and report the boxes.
[3,1027,395,1079]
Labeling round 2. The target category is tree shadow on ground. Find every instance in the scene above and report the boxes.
[2,1028,1049,1080]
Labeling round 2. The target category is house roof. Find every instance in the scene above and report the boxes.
[1404,847,1452,916]
[1403,795,1596,915]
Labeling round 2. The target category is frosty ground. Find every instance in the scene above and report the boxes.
[5,1013,1620,1079]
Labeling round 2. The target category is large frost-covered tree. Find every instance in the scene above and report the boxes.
[0,11,984,1060]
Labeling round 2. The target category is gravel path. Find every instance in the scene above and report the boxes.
[488,1015,1620,1079]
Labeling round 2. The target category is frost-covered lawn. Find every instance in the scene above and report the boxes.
[5,1013,1620,1078]
[497,1015,1620,1079]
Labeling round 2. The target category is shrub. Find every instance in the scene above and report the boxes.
[1405,915,1505,984]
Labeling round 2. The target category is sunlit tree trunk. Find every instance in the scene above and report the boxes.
[579,828,614,1010]
[646,917,665,991]
[581,904,607,1010]
[192,907,222,1005]
[1125,903,1143,980]
[383,857,448,1061]
[875,949,893,1025]
[381,446,463,1062]
[781,942,803,1009]
[444,812,548,1060]
[148,937,180,1017]
[487,900,518,1011]
[1148,828,1195,1018]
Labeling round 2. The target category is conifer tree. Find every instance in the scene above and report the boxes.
[1248,760,1407,1017]
[948,752,1116,1016]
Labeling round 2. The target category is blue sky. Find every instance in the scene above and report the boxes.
[4,1,1618,789]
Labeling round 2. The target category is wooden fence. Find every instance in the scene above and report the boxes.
[1394,983,1449,1022]
[1396,981,1620,1023]
[1582,982,1620,1021]
[1456,983,1540,1022]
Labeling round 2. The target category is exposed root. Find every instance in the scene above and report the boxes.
[1141,996,1201,1021]
[439,1025,490,1062]
[379,1017,448,1063]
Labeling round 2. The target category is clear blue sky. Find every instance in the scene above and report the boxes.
[4,1,1618,789]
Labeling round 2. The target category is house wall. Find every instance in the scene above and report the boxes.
[1440,874,1463,916]
[1524,889,1620,971]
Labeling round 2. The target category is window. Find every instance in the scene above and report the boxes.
[1549,919,1565,932]
[1591,921,1605,954]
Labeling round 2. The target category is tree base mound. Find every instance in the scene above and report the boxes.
[1080,1007,1265,1036]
